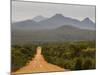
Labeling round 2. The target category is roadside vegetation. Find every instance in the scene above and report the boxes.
[11,40,96,72]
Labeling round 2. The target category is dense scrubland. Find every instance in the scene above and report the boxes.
[11,40,96,72]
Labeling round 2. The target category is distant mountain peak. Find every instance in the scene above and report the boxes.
[51,13,65,18]
[82,17,92,22]
[82,17,95,24]
[55,13,64,16]
[33,15,46,22]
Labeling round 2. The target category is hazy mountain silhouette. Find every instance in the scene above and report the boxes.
[33,15,47,22]
[12,14,95,30]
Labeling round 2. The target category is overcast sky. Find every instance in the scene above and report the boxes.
[12,1,95,22]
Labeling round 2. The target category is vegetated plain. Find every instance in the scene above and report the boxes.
[11,40,96,72]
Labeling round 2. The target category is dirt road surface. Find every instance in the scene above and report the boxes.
[13,46,65,74]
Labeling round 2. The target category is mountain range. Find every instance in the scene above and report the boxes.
[11,14,96,44]
[12,14,95,30]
